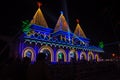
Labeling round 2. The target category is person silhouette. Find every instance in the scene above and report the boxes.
[27,53,51,80]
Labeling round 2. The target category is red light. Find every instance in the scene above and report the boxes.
[37,2,42,7]
[112,53,115,57]
[76,19,79,23]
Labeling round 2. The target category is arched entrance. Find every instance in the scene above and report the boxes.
[58,51,64,62]
[22,47,36,62]
[56,49,67,62]
[95,54,99,62]
[88,51,94,61]
[69,50,78,62]
[80,51,87,60]
[39,45,54,62]
[40,49,51,62]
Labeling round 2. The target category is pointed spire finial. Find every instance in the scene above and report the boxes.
[37,2,42,8]
[60,11,63,15]
[30,1,48,27]
[76,19,79,24]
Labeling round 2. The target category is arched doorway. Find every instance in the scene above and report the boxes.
[95,54,99,62]
[39,45,54,62]
[88,52,94,61]
[41,49,51,62]
[69,50,78,62]
[58,51,64,62]
[81,54,86,60]
[22,47,36,62]
[80,51,87,60]
[56,49,67,62]
[89,54,93,61]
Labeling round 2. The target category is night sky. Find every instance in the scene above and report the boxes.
[0,0,120,55]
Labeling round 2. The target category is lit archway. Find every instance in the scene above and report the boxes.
[41,49,51,62]
[68,50,78,62]
[22,47,36,62]
[39,45,54,62]
[95,54,99,62]
[56,49,67,62]
[80,51,87,60]
[88,51,94,61]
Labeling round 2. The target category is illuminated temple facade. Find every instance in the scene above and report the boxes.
[18,5,104,63]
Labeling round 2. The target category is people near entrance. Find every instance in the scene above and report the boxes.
[27,52,51,80]
[22,56,31,65]
[70,57,76,64]
[36,52,46,63]
[42,49,51,62]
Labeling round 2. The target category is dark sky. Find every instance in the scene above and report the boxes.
[0,0,120,47]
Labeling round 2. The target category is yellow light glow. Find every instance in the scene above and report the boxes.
[74,21,86,38]
[30,8,48,27]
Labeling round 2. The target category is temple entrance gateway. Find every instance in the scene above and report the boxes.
[80,52,87,60]
[22,47,36,62]
[89,54,93,61]
[69,52,76,62]
[88,52,94,61]
[58,52,64,62]
[81,54,86,60]
[56,49,67,62]
[42,49,51,62]
[95,54,99,62]
[39,45,54,62]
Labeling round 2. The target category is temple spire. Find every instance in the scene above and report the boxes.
[30,2,48,28]
[74,19,86,38]
[54,11,70,32]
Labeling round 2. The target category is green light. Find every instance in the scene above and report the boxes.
[99,41,104,48]
[22,20,31,33]
[58,53,62,59]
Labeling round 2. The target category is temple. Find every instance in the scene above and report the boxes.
[18,3,104,63]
